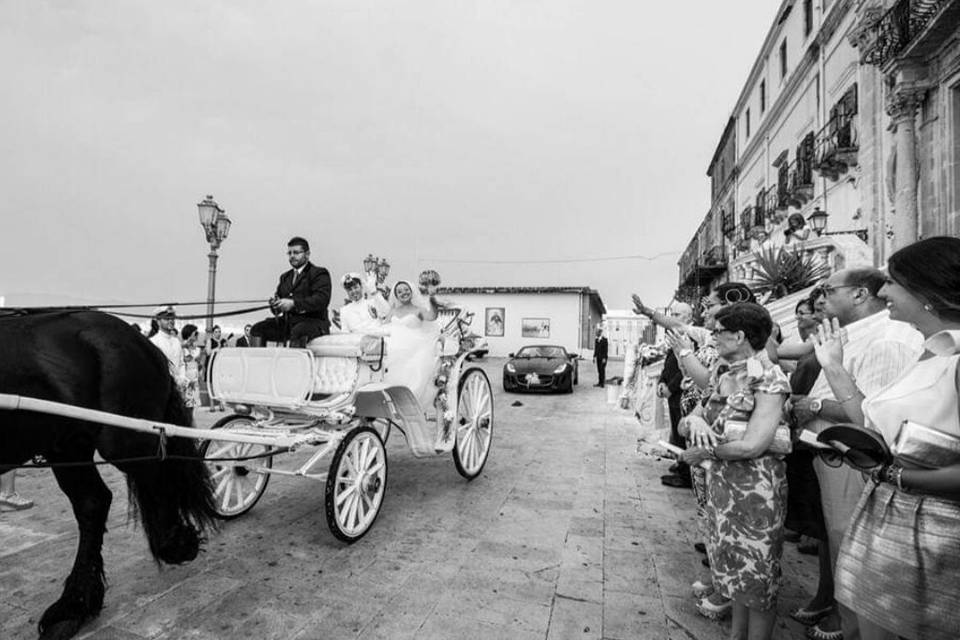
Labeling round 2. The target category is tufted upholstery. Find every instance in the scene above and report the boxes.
[313,355,361,395]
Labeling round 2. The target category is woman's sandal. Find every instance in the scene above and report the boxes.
[691,580,713,598]
[806,622,843,640]
[789,604,834,626]
[696,592,732,620]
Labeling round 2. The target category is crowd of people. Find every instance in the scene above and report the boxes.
[626,235,960,640]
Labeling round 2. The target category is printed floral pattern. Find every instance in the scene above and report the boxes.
[703,353,790,611]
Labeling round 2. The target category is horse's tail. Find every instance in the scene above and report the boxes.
[126,380,219,564]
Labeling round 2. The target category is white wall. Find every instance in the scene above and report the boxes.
[443,292,585,358]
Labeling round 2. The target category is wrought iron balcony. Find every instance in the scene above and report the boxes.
[721,209,737,238]
[679,242,728,287]
[776,163,790,211]
[860,0,946,67]
[813,85,859,181]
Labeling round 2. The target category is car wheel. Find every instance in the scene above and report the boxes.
[564,376,574,394]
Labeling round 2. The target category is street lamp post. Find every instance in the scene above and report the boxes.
[197,195,232,333]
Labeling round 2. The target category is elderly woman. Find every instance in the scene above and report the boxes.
[682,302,791,640]
[811,236,960,640]
[634,282,759,619]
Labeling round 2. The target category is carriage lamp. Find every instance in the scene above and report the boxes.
[807,207,829,236]
[376,258,390,284]
[197,195,231,332]
[363,253,378,274]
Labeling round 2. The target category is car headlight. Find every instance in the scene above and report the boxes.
[553,363,568,374]
[505,363,516,373]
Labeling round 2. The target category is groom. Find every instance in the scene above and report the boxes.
[250,236,332,347]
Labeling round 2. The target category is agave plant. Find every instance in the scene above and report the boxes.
[748,246,830,300]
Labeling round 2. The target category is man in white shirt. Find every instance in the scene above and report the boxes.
[339,273,390,335]
[791,268,922,640]
[149,305,188,389]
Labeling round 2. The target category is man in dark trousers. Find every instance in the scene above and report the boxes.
[593,327,608,387]
[250,236,332,347]
[659,302,694,488]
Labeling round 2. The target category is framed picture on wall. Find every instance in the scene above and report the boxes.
[521,318,550,338]
[484,307,505,337]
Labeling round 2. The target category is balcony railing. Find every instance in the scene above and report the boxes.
[679,242,729,287]
[813,85,859,181]
[721,209,736,238]
[776,162,790,210]
[861,0,946,67]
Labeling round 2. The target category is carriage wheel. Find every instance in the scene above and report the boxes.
[324,426,388,543]
[200,415,273,520]
[453,367,493,480]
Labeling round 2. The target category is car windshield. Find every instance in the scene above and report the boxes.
[517,346,565,358]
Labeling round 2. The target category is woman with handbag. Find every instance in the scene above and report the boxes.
[682,302,792,640]
[811,236,960,640]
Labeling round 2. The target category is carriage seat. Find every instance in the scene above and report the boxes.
[306,334,385,395]
[307,333,384,360]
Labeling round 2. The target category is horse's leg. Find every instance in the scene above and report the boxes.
[38,463,111,640]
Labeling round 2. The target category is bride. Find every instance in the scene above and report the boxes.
[382,273,442,410]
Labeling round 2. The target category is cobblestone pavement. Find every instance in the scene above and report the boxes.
[2,359,817,639]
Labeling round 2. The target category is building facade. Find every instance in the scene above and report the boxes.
[679,0,959,301]
[601,310,654,360]
[438,286,605,358]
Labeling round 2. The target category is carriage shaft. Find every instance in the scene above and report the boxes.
[0,393,318,450]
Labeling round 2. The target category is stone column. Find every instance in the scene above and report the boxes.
[885,79,926,251]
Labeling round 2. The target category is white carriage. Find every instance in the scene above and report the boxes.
[199,308,493,542]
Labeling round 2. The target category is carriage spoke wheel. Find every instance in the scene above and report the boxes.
[453,367,493,479]
[200,415,273,520]
[324,426,387,543]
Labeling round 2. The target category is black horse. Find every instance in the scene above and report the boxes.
[0,310,217,640]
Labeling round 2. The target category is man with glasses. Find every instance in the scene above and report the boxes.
[249,237,332,348]
[789,268,921,640]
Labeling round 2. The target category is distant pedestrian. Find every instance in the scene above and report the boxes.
[149,306,187,390]
[204,325,227,412]
[593,327,608,387]
[235,324,252,347]
[180,324,202,409]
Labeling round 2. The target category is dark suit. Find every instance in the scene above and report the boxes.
[659,350,685,449]
[594,336,608,386]
[251,262,332,347]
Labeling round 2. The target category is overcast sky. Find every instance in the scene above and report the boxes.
[1,1,779,323]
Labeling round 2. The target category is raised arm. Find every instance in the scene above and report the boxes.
[632,294,685,331]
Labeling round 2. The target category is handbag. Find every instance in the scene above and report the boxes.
[891,420,960,469]
[721,418,792,455]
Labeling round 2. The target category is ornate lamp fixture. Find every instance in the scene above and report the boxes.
[807,207,829,236]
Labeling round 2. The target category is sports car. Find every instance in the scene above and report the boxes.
[502,345,579,393]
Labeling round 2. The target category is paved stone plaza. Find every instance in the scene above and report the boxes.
[1,360,817,639]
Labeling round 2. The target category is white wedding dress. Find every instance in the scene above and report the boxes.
[383,313,441,411]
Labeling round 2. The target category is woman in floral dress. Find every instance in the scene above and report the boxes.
[681,302,790,640]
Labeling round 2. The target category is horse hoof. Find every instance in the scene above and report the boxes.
[159,523,201,565]
[38,618,83,640]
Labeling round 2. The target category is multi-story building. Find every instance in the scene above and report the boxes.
[849,0,960,255]
[677,0,960,303]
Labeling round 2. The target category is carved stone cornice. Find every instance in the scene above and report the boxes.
[847,2,885,62]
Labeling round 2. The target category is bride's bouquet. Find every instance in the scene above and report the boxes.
[639,342,668,367]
